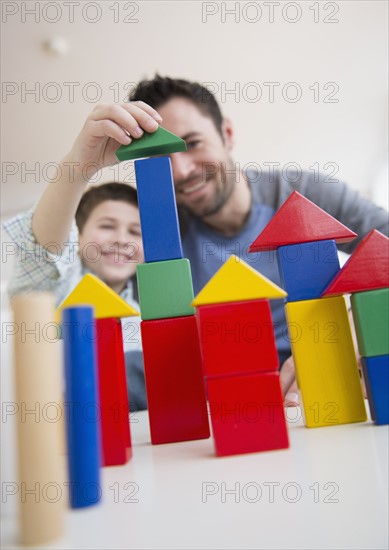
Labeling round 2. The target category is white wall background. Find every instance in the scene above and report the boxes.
[1,1,388,276]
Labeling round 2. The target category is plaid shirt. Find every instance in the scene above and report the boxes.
[3,208,142,351]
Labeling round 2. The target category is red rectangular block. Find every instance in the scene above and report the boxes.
[141,315,210,444]
[96,318,132,466]
[197,300,279,378]
[206,372,289,457]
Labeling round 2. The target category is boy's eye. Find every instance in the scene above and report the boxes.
[100,225,114,229]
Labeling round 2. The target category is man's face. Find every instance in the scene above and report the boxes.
[157,97,235,218]
[78,200,143,293]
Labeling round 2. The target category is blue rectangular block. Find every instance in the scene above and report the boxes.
[135,156,183,263]
[62,306,101,508]
[362,355,389,425]
[277,239,340,302]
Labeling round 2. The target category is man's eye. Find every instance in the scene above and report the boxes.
[186,140,201,150]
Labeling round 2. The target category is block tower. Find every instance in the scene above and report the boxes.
[116,128,210,445]
[58,273,139,466]
[249,191,367,428]
[193,255,289,456]
[323,230,389,425]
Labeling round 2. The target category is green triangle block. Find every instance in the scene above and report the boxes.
[115,126,187,161]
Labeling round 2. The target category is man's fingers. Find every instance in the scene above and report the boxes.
[90,119,132,145]
[280,356,295,396]
[120,103,160,134]
[284,381,300,407]
[90,103,159,137]
[284,393,299,407]
[280,356,300,407]
[131,100,163,123]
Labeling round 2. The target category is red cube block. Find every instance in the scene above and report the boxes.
[206,372,289,457]
[96,318,132,466]
[197,300,279,378]
[141,315,210,444]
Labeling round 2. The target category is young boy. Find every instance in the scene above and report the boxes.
[4,183,143,352]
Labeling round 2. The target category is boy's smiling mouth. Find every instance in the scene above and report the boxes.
[101,250,134,263]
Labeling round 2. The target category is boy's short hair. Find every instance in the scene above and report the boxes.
[129,75,224,137]
[76,182,138,233]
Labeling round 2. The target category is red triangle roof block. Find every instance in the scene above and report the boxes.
[323,230,389,295]
[249,191,357,252]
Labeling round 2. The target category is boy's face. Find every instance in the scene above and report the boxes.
[157,97,235,218]
[78,200,143,294]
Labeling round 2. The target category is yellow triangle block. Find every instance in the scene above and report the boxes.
[192,255,287,306]
[56,274,139,320]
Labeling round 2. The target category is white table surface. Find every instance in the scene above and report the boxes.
[1,403,388,550]
[1,309,388,549]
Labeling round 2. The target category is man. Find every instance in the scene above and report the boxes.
[37,77,387,405]
[128,76,388,403]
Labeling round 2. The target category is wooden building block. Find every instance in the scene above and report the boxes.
[192,254,286,307]
[57,273,139,320]
[285,296,367,428]
[62,306,101,508]
[96,318,132,466]
[351,288,389,357]
[135,157,183,262]
[323,230,389,296]
[277,240,340,301]
[197,299,279,377]
[249,191,356,252]
[115,126,187,161]
[141,316,210,444]
[137,259,195,320]
[361,355,389,425]
[11,293,65,545]
[206,372,289,457]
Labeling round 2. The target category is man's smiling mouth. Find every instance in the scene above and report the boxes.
[180,180,209,195]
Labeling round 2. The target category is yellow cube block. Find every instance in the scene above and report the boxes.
[285,296,366,428]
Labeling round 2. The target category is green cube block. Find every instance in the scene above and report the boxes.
[351,288,389,357]
[137,259,195,320]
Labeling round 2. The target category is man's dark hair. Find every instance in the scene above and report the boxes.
[76,182,138,233]
[129,75,224,136]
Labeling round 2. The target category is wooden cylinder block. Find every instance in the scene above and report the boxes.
[12,293,65,546]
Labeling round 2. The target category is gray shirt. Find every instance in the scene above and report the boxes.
[181,169,389,364]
